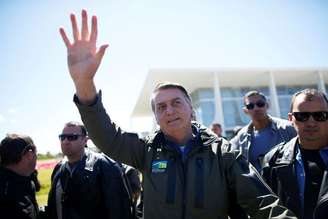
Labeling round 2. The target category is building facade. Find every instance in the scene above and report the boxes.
[131,68,328,137]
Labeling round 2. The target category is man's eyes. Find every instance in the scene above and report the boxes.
[156,100,183,112]
[157,105,166,112]
[173,100,182,105]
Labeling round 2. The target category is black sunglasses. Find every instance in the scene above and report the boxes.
[245,100,266,110]
[58,134,83,141]
[22,144,36,154]
[292,111,328,122]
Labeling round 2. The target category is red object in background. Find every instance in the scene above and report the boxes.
[36,160,59,170]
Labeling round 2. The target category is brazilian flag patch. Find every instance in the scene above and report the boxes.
[152,160,168,173]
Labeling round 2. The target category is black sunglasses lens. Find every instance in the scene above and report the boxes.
[59,134,80,141]
[312,112,328,122]
[67,135,79,141]
[293,112,328,122]
[293,112,310,122]
[246,101,265,110]
[256,101,265,108]
[22,144,36,154]
[246,103,255,110]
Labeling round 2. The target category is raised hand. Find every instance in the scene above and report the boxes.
[60,10,108,103]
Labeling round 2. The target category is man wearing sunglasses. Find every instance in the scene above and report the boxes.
[262,89,328,219]
[0,134,39,219]
[45,121,133,219]
[230,90,296,171]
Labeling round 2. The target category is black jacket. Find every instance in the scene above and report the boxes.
[261,137,328,219]
[46,149,132,219]
[0,167,39,219]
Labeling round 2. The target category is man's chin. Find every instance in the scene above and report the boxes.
[302,136,322,144]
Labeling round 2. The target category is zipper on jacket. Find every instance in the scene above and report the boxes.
[181,157,188,219]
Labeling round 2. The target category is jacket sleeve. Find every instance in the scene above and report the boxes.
[229,134,240,151]
[75,93,147,171]
[221,151,296,219]
[260,144,283,195]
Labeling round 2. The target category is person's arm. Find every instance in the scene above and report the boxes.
[221,151,296,218]
[75,94,146,170]
[61,10,146,170]
[229,133,240,151]
[59,10,108,104]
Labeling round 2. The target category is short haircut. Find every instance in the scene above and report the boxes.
[150,82,192,112]
[64,121,87,136]
[243,90,267,105]
[0,134,34,166]
[211,123,221,129]
[290,88,328,112]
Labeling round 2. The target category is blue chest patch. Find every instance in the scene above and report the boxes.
[151,160,168,173]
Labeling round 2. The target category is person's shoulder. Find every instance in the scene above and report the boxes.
[263,137,296,165]
[93,151,124,175]
[234,125,249,138]
[90,150,115,165]
[264,142,284,162]
[229,125,248,146]
[270,115,293,127]
[143,130,165,148]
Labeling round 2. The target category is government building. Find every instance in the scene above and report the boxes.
[131,68,328,137]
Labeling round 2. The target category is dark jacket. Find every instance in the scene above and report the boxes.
[75,94,296,219]
[46,149,132,219]
[261,137,328,219]
[0,167,39,219]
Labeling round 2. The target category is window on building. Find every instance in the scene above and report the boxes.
[221,87,270,130]
[277,85,316,119]
[191,88,215,127]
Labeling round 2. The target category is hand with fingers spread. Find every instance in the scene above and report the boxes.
[60,10,108,103]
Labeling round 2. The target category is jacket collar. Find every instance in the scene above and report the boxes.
[274,137,298,165]
[147,122,218,152]
[246,115,277,134]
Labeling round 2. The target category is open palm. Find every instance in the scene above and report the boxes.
[60,10,108,83]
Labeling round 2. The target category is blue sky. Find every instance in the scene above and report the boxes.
[1,0,328,154]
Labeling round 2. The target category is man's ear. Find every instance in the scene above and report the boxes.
[154,114,160,125]
[288,113,293,122]
[22,151,33,162]
[82,136,89,145]
[243,107,248,115]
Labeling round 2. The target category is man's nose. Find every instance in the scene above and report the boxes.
[61,138,69,143]
[306,115,318,124]
[165,105,174,115]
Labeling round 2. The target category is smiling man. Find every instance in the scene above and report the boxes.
[230,90,296,171]
[262,89,328,219]
[60,10,297,219]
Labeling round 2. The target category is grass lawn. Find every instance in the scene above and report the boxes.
[36,168,53,206]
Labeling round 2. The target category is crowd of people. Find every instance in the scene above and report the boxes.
[1,9,328,219]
